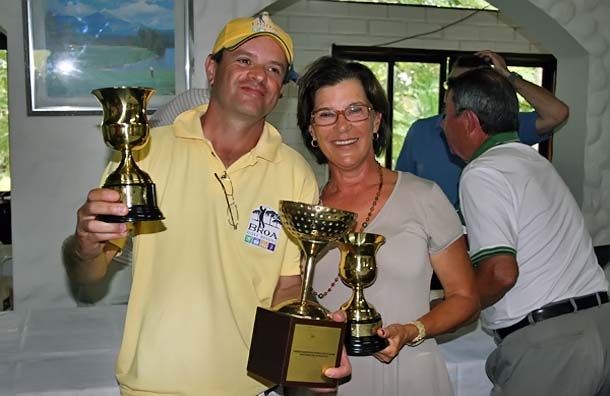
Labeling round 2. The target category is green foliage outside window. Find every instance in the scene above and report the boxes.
[361,61,441,168]
[392,62,440,166]
[0,50,8,191]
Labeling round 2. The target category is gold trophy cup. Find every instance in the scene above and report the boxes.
[92,86,164,223]
[248,201,357,388]
[339,232,388,356]
[275,200,357,319]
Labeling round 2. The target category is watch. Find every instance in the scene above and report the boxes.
[507,71,522,85]
[406,320,426,347]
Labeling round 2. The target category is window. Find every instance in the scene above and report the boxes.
[332,46,558,168]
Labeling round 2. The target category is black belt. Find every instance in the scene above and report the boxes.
[494,291,609,341]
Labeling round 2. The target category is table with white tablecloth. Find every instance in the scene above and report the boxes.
[0,306,495,396]
[0,306,125,396]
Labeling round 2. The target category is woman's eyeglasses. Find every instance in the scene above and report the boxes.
[311,104,373,126]
[214,172,239,230]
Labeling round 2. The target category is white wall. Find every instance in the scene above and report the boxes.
[1,0,608,310]
[1,2,113,309]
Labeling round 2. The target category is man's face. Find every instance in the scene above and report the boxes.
[441,90,470,161]
[206,36,287,121]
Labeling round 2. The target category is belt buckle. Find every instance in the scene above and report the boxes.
[569,297,579,311]
[595,292,602,306]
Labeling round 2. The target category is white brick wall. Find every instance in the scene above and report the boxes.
[266,1,545,185]
[406,22,443,39]
[370,20,408,37]
[330,18,369,34]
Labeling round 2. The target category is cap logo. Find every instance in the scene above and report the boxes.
[251,13,278,35]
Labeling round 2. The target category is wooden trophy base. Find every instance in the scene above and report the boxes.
[247,307,346,388]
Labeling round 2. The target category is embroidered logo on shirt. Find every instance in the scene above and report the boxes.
[245,205,281,252]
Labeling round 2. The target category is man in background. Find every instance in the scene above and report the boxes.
[396,50,569,208]
[443,66,610,396]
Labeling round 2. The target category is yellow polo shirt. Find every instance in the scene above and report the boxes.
[113,105,318,395]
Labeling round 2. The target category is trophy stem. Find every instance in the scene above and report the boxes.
[275,240,333,320]
[299,254,317,306]
[353,285,365,308]
[123,148,135,174]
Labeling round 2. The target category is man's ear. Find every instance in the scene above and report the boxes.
[463,109,484,137]
[205,54,217,86]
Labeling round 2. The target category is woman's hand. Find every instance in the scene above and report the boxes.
[373,322,419,364]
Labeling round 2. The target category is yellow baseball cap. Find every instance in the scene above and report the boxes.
[212,12,294,67]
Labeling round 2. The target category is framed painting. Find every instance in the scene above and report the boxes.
[23,0,193,115]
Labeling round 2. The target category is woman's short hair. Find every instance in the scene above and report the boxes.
[297,56,390,164]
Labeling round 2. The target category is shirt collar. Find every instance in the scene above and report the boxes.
[471,131,519,161]
[172,103,283,163]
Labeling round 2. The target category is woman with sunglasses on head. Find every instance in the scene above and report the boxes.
[293,56,479,396]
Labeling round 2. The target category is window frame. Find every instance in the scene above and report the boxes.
[332,45,558,167]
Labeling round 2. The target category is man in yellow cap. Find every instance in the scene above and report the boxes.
[64,12,349,396]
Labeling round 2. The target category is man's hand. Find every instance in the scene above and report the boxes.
[475,49,569,133]
[75,188,128,260]
[475,50,509,77]
[66,188,128,283]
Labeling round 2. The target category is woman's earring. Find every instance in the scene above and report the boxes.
[373,132,379,141]
[310,137,319,148]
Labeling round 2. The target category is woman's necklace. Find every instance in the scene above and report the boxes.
[361,163,383,230]
[314,163,383,299]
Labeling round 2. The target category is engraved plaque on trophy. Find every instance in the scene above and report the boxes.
[247,201,356,388]
[339,232,388,356]
[92,86,163,223]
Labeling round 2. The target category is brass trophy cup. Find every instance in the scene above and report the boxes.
[339,232,388,356]
[248,201,357,388]
[92,86,164,223]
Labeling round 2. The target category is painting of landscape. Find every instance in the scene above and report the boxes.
[26,0,185,113]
